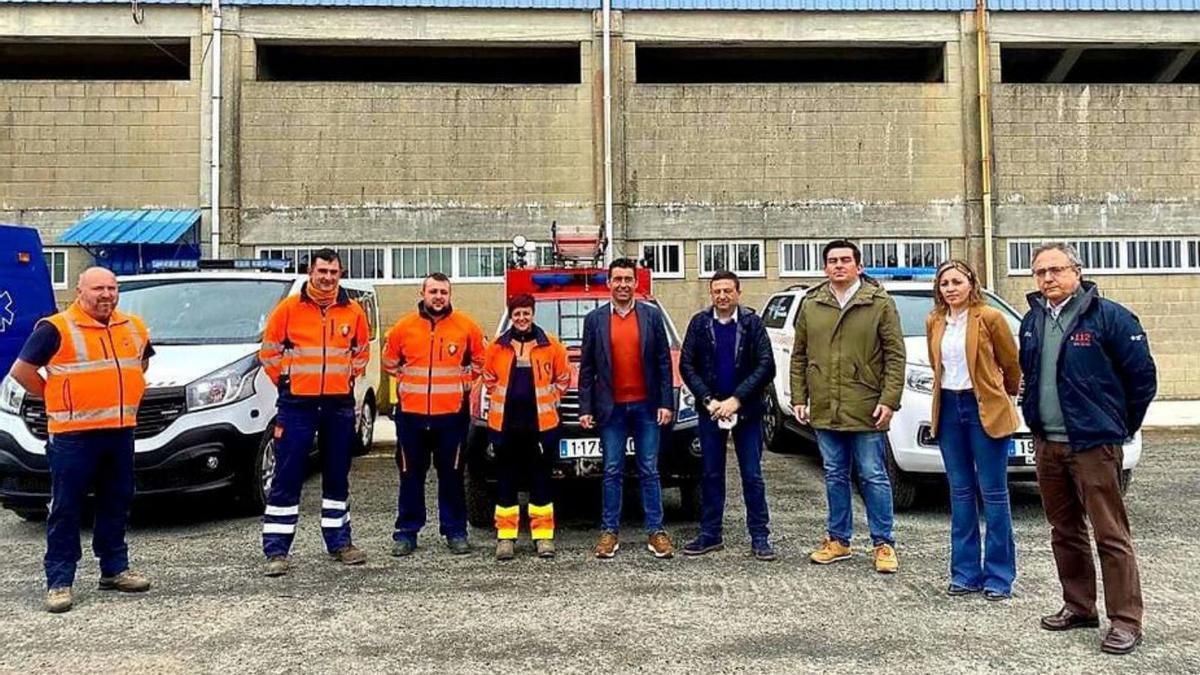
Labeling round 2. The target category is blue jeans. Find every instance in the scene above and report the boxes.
[394,412,469,541]
[698,415,770,543]
[263,396,356,558]
[599,401,664,534]
[44,428,135,589]
[814,429,895,546]
[937,390,1016,594]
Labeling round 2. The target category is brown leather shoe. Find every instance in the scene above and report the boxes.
[647,531,675,559]
[1101,626,1143,655]
[331,544,367,566]
[594,532,620,559]
[98,570,151,593]
[1040,607,1100,632]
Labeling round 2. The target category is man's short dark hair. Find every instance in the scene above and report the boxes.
[608,258,638,275]
[822,239,862,266]
[710,270,740,290]
[311,248,342,269]
[422,272,451,291]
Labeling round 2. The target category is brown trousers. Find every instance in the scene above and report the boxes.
[1034,438,1143,631]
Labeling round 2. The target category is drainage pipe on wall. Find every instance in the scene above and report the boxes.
[976,0,995,288]
[601,0,614,263]
[209,0,223,258]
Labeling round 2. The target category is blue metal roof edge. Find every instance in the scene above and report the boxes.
[0,0,1196,12]
[59,209,201,246]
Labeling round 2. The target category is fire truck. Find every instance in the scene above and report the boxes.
[462,225,702,527]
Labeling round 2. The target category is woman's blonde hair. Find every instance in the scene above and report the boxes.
[931,259,985,316]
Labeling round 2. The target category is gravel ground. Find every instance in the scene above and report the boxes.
[1,428,1198,674]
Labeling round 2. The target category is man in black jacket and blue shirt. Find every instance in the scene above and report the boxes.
[679,270,777,560]
[1018,242,1156,656]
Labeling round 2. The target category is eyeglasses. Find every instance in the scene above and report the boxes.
[1032,265,1077,278]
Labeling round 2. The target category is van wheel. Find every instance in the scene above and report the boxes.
[11,504,48,522]
[237,426,276,514]
[353,393,377,457]
[678,483,702,521]
[466,466,494,529]
[886,443,918,511]
[762,386,789,453]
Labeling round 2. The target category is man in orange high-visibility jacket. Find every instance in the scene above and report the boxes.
[9,267,154,613]
[382,272,485,556]
[258,249,370,577]
[481,293,570,561]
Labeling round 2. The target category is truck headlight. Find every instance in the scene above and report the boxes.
[187,353,259,412]
[905,365,935,395]
[677,385,698,422]
[0,376,26,415]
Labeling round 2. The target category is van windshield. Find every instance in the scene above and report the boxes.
[118,279,292,345]
[500,298,681,348]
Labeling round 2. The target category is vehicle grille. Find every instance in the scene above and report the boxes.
[21,388,188,440]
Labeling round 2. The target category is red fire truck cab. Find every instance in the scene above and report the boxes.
[463,228,702,527]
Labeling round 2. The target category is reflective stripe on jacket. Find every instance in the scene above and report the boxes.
[382,304,485,416]
[259,284,370,397]
[42,303,149,434]
[482,325,569,433]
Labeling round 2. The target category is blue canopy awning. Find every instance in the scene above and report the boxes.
[58,209,201,246]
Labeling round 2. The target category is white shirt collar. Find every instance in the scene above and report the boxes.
[1045,294,1074,319]
[611,301,636,318]
[712,307,739,324]
[833,279,862,308]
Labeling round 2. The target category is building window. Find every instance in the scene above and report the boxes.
[698,241,764,278]
[43,249,68,289]
[779,240,829,277]
[457,245,509,281]
[258,247,387,279]
[391,245,453,281]
[1008,238,1200,275]
[859,239,948,269]
[640,242,684,279]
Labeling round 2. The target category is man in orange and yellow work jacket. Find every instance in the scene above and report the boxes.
[9,267,154,613]
[258,249,370,577]
[382,272,485,556]
[481,293,570,561]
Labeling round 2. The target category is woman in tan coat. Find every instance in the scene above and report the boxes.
[926,260,1022,600]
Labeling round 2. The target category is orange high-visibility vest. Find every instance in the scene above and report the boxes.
[259,285,370,397]
[42,303,149,434]
[481,327,569,433]
[382,306,485,416]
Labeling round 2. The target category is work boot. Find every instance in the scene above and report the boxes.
[263,556,290,577]
[331,545,367,566]
[594,531,620,559]
[45,587,73,614]
[752,539,778,562]
[391,538,416,557]
[446,536,471,555]
[536,539,556,559]
[496,539,515,561]
[810,536,853,565]
[682,534,724,557]
[647,531,675,559]
[873,543,899,574]
[98,570,152,592]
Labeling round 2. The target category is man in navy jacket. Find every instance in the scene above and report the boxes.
[678,271,777,560]
[1018,242,1156,656]
[579,258,676,559]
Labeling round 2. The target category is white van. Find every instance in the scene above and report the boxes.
[758,277,1141,509]
[0,268,382,521]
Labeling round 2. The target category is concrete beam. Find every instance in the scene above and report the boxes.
[622,11,961,44]
[992,13,1200,45]
[626,203,966,240]
[1046,48,1083,84]
[0,5,200,38]
[996,202,1200,239]
[237,8,593,43]
[1157,48,1198,84]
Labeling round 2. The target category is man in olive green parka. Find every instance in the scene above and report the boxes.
[790,240,906,574]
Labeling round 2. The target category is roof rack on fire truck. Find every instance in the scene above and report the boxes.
[548,222,607,267]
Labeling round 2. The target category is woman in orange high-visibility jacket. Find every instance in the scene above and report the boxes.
[382,273,486,556]
[481,293,570,561]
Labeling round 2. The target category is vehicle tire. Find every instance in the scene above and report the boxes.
[1119,469,1133,495]
[11,504,48,522]
[678,482,702,521]
[465,466,494,530]
[762,386,789,453]
[352,392,377,457]
[237,425,276,515]
[885,443,918,512]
